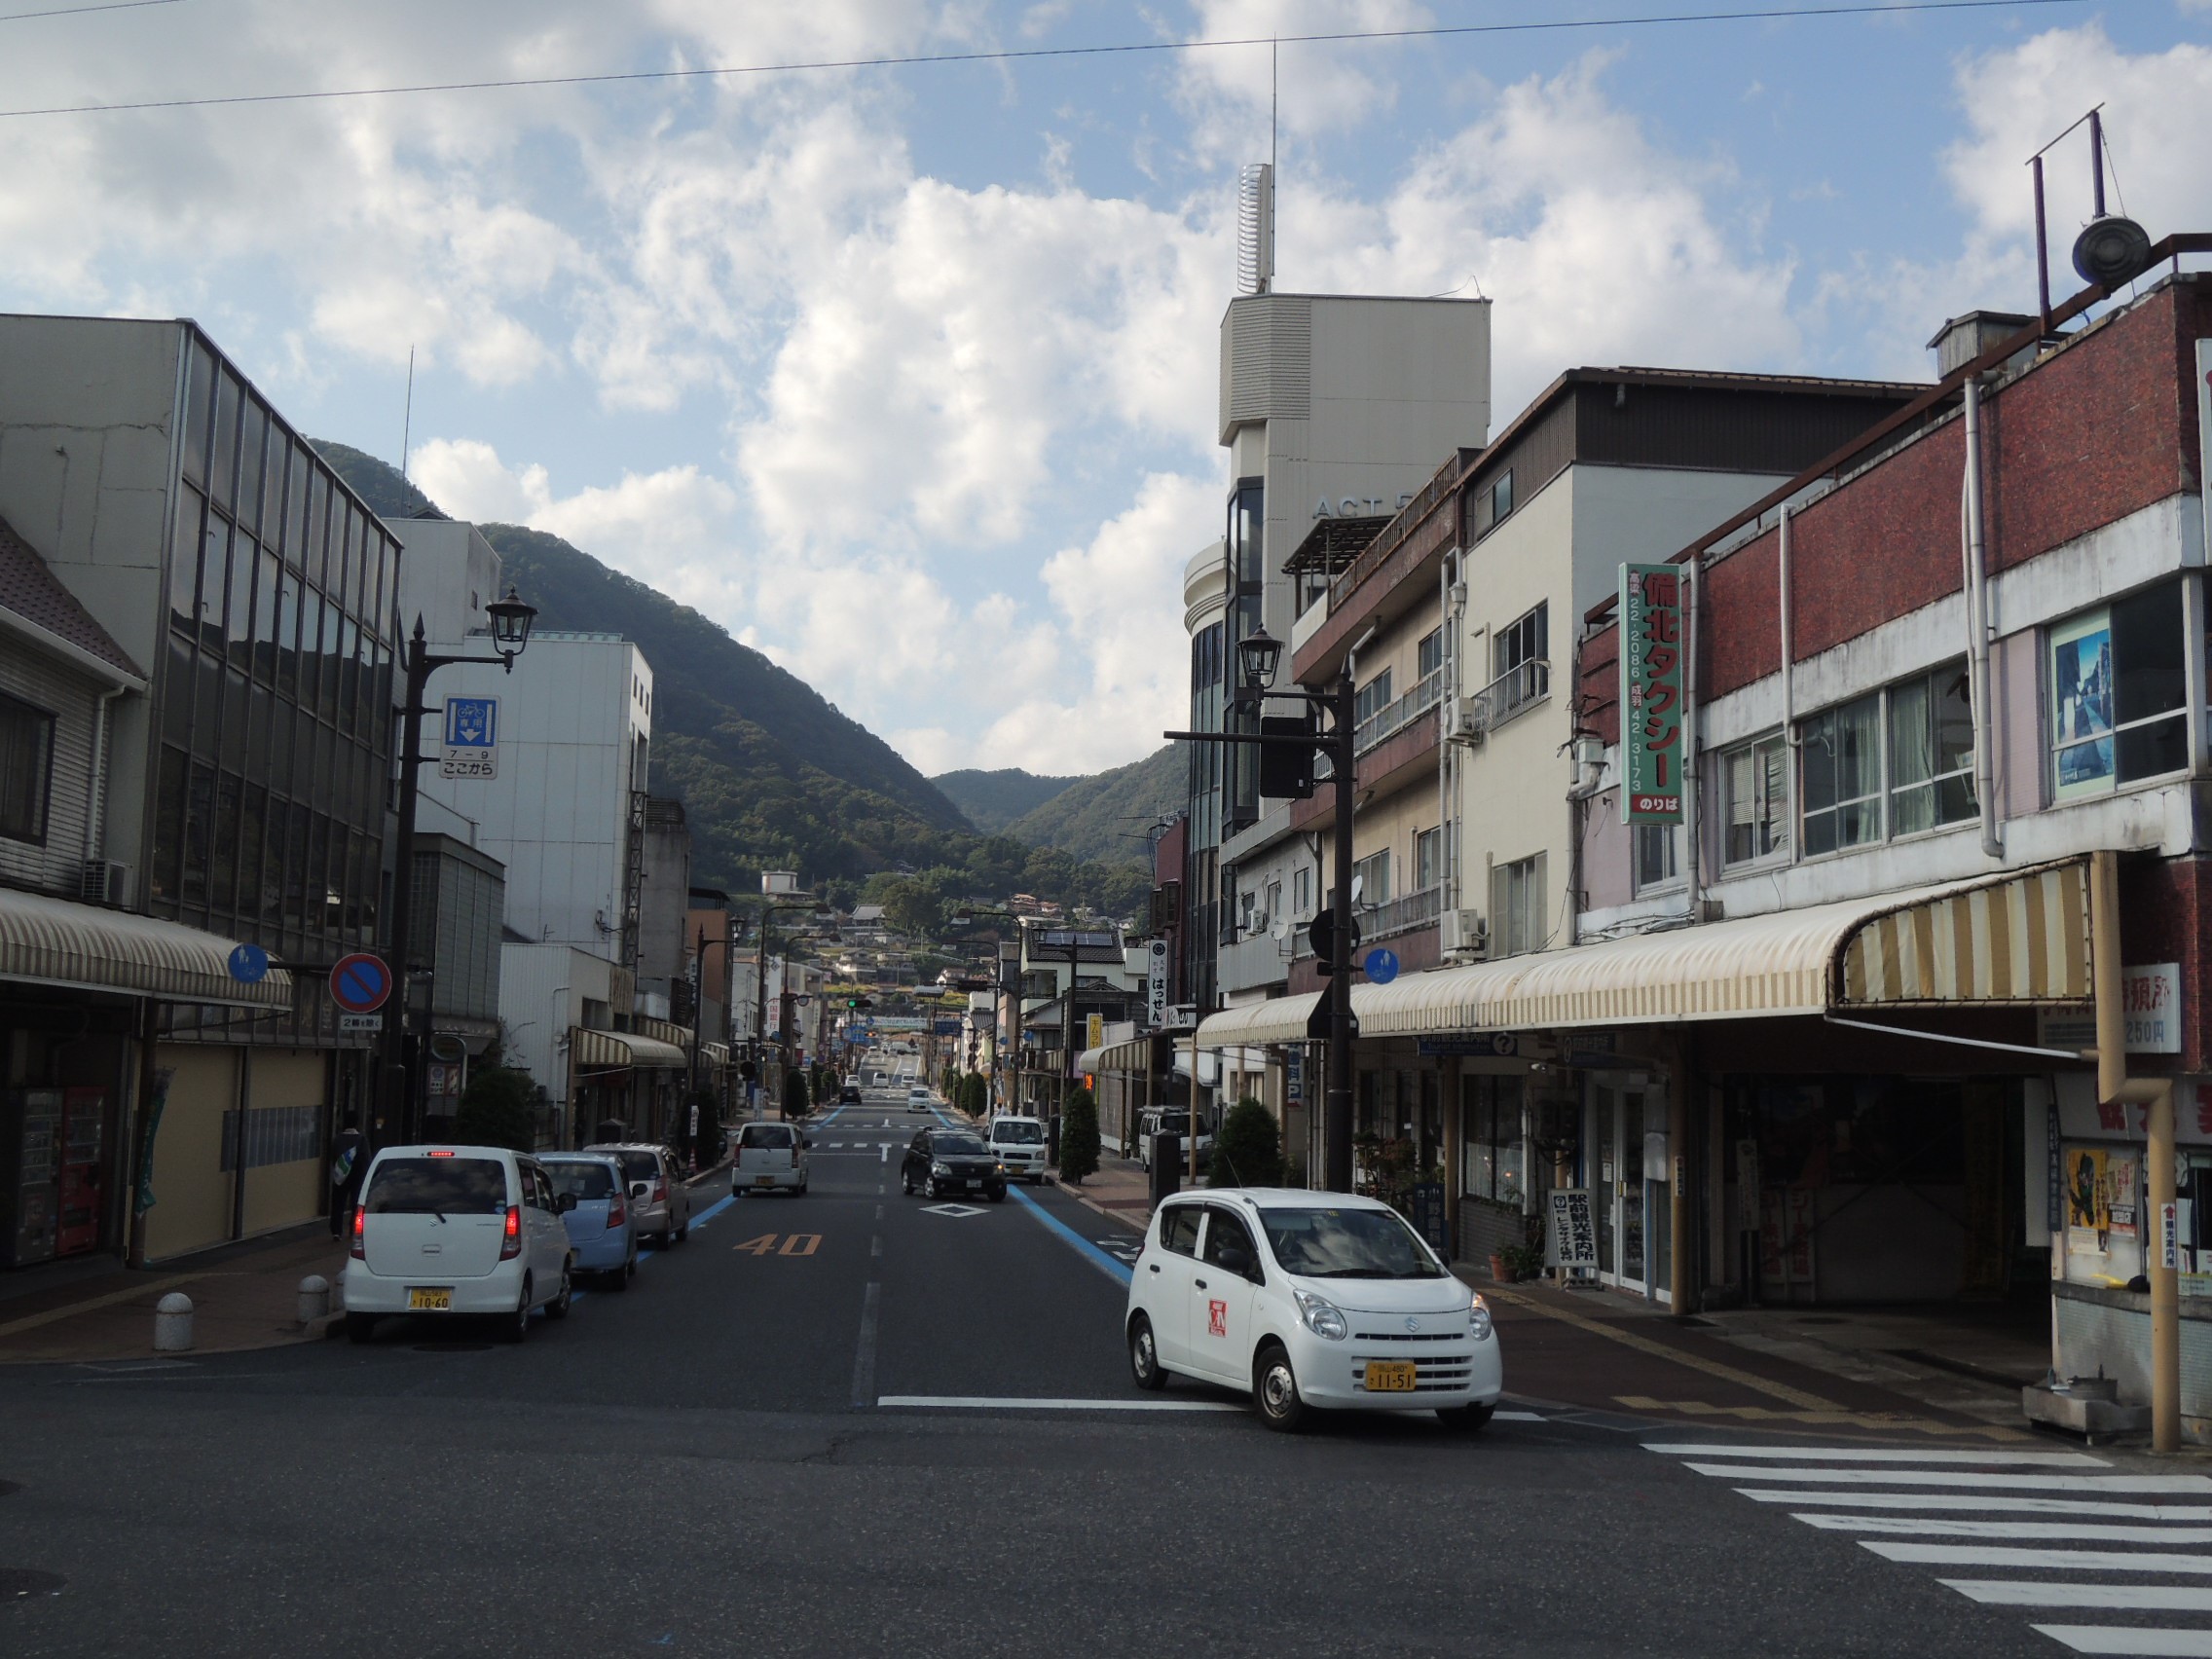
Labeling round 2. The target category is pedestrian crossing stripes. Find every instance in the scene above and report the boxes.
[1646,1440,2212,1656]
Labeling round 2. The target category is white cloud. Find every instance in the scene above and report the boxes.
[1176,0,1434,160]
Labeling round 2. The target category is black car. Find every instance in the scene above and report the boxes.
[838,1084,863,1104]
[901,1128,1007,1202]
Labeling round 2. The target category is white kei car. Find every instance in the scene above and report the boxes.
[985,1115,1049,1182]
[343,1145,576,1344]
[1124,1189,1500,1432]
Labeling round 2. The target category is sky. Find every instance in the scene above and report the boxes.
[3,1,2209,779]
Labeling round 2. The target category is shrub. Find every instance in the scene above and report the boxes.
[1058,1087,1100,1185]
[960,1073,987,1119]
[783,1067,811,1117]
[1207,1096,1282,1188]
[455,1066,537,1154]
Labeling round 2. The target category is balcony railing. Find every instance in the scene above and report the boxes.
[1352,665,1447,757]
[1471,658,1549,731]
[1362,885,1443,941]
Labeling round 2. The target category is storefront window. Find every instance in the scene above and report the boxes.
[1460,1076,1524,1204]
[2049,582,2187,802]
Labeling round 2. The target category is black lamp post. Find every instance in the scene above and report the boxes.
[1165,622,1357,1193]
[376,586,536,1150]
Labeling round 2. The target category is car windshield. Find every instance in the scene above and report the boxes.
[1151,1114,1193,1133]
[542,1161,616,1201]
[992,1122,1044,1144]
[609,1151,660,1182]
[364,1157,506,1215]
[934,1134,987,1157]
[1257,1207,1445,1279]
[742,1125,794,1149]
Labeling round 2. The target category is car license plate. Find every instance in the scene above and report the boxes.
[755,1176,776,1187]
[408,1287,453,1311]
[1364,1361,1418,1392]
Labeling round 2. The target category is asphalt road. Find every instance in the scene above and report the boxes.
[0,1089,2157,1657]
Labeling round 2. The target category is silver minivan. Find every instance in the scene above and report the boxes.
[582,1143,692,1248]
[734,1122,809,1196]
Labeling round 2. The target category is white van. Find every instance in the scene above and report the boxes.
[986,1116,1049,1182]
[735,1121,810,1196]
[342,1145,576,1344]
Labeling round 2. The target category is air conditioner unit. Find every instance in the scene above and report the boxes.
[1440,908,1489,957]
[1449,695,1490,747]
[79,859,129,906]
[1248,909,1270,934]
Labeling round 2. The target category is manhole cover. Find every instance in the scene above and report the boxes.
[0,1570,65,1602]
[411,1341,494,1353]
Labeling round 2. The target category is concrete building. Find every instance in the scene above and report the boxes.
[0,315,401,1261]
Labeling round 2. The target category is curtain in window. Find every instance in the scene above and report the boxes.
[1889,677,1936,834]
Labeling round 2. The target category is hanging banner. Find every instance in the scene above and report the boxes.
[1620,563,1685,824]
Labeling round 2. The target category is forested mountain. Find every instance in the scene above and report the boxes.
[932,767,1081,832]
[313,441,1150,909]
[1004,743,1184,867]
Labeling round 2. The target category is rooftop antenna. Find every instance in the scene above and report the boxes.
[2027,105,2152,331]
[400,345,416,480]
[1235,40,1276,296]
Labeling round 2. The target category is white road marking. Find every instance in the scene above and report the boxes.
[1646,1443,2107,1467]
[876,1395,1244,1413]
[1872,1542,2212,1572]
[1683,1464,2212,1493]
[1494,1410,1545,1421]
[2032,1627,2212,1656]
[920,1202,986,1218]
[1740,1490,2212,1520]
[1799,1516,2212,1544]
[1945,1581,2212,1611]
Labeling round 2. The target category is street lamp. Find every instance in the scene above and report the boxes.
[376,591,536,1150]
[1236,625,1283,694]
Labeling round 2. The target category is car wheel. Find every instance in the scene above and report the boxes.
[1438,1402,1495,1433]
[990,1188,1006,1203]
[1128,1314,1166,1391]
[796,1178,808,1197]
[624,1250,638,1283]
[924,1175,940,1199]
[345,1312,378,1345]
[901,1170,914,1196]
[677,1219,690,1242]
[499,1278,533,1344]
[545,1264,573,1320]
[1254,1343,1307,1433]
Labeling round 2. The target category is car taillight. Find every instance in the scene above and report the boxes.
[608,1199,626,1232]
[652,1180,667,1202]
[350,1205,366,1260]
[499,1204,522,1260]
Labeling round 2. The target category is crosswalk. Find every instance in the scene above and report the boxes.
[1646,1440,2212,1655]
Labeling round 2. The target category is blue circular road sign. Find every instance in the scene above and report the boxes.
[227,942,269,984]
[1363,947,1400,985]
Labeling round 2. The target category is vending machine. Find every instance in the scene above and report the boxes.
[2,1088,62,1267]
[55,1087,106,1257]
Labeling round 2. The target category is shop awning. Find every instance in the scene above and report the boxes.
[1199,861,2091,1046]
[0,887,293,1010]
[571,1027,690,1070]
[1075,1034,1155,1074]
[702,1041,730,1066]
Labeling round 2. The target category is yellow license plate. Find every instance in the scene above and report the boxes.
[755,1175,777,1187]
[1364,1361,1418,1392]
[408,1287,453,1311]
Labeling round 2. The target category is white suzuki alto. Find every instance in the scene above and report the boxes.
[343,1145,576,1344]
[1124,1189,1501,1432]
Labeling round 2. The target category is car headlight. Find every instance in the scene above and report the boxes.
[994,1162,1005,1172]
[1469,1294,1493,1342]
[1292,1288,1347,1342]
[932,1161,950,1175]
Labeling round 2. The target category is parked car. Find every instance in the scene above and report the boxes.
[1137,1110,1214,1173]
[581,1142,692,1248]
[1124,1189,1500,1433]
[735,1121,810,1196]
[985,1115,1049,1183]
[540,1153,637,1289]
[901,1126,1007,1201]
[906,1086,933,1113]
[343,1145,575,1344]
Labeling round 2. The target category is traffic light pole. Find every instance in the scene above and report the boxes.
[1163,661,1356,1193]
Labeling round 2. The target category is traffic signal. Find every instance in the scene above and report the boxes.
[1308,906,1361,977]
[1258,714,1318,798]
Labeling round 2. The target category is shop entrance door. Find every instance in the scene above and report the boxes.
[1589,1076,1668,1301]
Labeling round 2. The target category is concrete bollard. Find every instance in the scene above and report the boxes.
[153,1292,195,1352]
[297,1274,330,1326]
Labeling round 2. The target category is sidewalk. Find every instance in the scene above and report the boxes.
[0,1158,736,1366]
[1054,1148,1156,1231]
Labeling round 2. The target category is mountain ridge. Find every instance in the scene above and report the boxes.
[931,767,1081,832]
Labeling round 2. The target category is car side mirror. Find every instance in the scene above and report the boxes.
[630,1181,649,1200]
[1217,1245,1252,1276]
[557,1192,577,1213]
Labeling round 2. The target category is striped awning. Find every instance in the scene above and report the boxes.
[571,1027,690,1070]
[0,886,293,1010]
[1198,861,2092,1047]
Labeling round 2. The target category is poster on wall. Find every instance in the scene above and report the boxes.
[2049,610,2115,801]
[2063,1144,2141,1256]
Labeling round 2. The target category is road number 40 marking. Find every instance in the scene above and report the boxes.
[731,1233,821,1257]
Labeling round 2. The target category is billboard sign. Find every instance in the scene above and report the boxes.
[1145,939,1169,1028]
[1620,564,1685,824]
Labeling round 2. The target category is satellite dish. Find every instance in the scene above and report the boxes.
[1349,873,1364,904]
[1271,918,1290,940]
[2072,214,2153,288]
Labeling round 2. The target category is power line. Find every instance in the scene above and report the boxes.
[0,0,2096,120]
[0,0,179,19]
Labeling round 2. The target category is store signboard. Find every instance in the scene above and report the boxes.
[1545,1189,1600,1270]
[1619,563,1685,824]
[2039,964,2184,1053]
[1145,939,1169,1028]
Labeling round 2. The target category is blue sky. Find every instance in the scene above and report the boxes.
[2,1,2208,776]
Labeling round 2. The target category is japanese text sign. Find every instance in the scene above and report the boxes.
[1620,564,1685,824]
